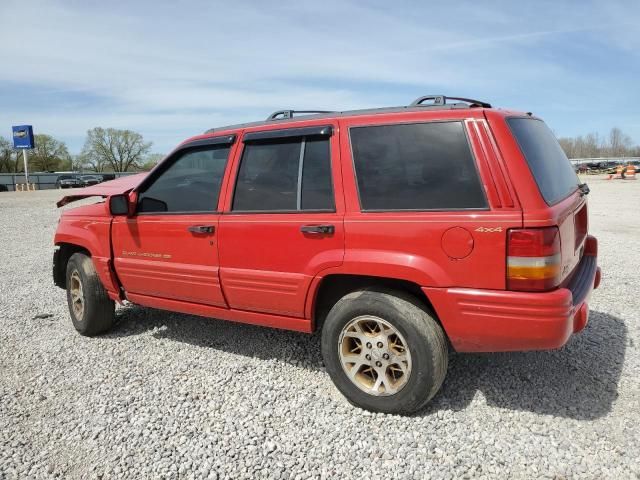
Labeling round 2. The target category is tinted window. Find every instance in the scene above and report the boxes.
[233,137,333,211]
[138,146,230,213]
[350,122,486,211]
[507,118,578,205]
[301,138,334,210]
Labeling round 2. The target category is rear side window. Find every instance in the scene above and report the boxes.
[507,118,578,205]
[350,122,486,211]
[138,145,230,213]
[233,137,334,212]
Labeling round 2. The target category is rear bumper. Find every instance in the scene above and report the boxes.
[424,236,600,352]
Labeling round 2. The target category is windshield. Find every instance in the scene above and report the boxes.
[507,118,579,205]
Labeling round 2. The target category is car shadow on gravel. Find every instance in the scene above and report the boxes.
[109,307,626,420]
[108,305,325,370]
[421,310,627,420]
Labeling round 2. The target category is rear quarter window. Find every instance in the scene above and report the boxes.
[507,118,579,205]
[350,121,487,211]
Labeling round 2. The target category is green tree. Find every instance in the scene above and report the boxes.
[81,127,152,172]
[139,153,164,171]
[0,137,17,173]
[0,137,23,173]
[30,134,70,172]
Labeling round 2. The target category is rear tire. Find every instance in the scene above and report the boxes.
[321,288,448,415]
[65,253,115,336]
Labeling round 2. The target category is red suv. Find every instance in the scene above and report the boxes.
[53,95,600,414]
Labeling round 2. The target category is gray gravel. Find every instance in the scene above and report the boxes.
[1,178,639,479]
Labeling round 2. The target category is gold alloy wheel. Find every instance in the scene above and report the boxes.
[338,315,412,396]
[69,270,85,320]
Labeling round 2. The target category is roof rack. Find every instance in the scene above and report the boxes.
[204,95,493,134]
[410,95,491,108]
[267,109,335,121]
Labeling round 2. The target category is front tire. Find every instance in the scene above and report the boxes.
[65,253,115,336]
[321,289,448,415]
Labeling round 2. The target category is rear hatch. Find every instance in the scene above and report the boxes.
[507,117,587,287]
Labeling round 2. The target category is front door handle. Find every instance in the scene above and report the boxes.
[300,224,335,235]
[187,225,215,234]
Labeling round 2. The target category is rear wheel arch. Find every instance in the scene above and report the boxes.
[311,274,441,331]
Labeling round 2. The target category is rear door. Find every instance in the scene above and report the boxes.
[218,123,344,317]
[503,116,585,284]
[112,136,236,306]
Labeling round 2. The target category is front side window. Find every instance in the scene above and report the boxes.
[350,122,487,211]
[232,136,334,212]
[138,145,230,213]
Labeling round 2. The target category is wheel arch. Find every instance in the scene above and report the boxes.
[309,274,440,332]
[53,243,92,289]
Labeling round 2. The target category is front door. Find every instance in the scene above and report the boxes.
[218,124,344,317]
[112,138,235,306]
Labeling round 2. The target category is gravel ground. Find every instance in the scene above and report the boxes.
[0,178,639,479]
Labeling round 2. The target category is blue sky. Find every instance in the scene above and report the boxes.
[1,0,639,154]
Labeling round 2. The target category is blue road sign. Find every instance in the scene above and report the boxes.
[12,125,35,149]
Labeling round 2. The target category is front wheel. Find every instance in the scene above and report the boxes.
[65,253,115,336]
[321,289,448,415]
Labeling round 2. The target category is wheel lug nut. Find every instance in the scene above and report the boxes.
[377,341,383,348]
[383,353,389,360]
[365,354,371,361]
[366,342,372,349]
[375,361,382,367]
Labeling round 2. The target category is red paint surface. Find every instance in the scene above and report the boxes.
[441,227,474,259]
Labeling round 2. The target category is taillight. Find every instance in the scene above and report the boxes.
[507,227,561,291]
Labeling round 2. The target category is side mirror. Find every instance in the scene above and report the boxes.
[109,194,129,215]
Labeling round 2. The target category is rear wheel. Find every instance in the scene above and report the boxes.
[65,253,115,336]
[321,289,448,414]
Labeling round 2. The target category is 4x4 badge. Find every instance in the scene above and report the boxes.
[475,227,503,233]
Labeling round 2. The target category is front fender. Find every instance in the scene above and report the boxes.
[54,216,118,294]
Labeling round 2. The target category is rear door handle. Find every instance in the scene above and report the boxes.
[300,224,335,235]
[187,225,215,234]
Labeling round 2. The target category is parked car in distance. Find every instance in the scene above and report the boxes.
[79,175,102,187]
[52,95,601,414]
[55,174,83,189]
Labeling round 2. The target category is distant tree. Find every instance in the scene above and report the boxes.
[30,134,70,172]
[76,150,108,172]
[0,137,17,173]
[57,156,73,171]
[0,137,30,173]
[608,127,633,157]
[557,127,637,159]
[557,137,575,158]
[81,127,152,172]
[583,133,601,158]
[139,153,164,171]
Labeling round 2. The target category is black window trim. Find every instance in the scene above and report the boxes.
[348,119,489,213]
[243,125,332,143]
[135,135,236,216]
[182,134,236,149]
[231,133,336,214]
[505,116,579,206]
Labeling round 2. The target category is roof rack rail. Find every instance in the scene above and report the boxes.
[267,110,335,121]
[410,95,491,108]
